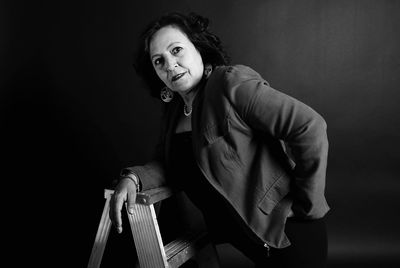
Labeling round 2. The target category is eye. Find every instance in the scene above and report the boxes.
[171,46,183,55]
[153,57,163,66]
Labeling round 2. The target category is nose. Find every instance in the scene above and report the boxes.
[165,56,177,72]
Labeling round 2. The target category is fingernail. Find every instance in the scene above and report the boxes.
[128,208,134,214]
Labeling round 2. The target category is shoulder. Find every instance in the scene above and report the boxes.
[212,64,266,87]
[206,65,270,103]
[210,65,270,96]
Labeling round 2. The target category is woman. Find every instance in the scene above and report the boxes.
[110,12,329,267]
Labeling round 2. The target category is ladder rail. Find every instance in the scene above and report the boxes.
[87,190,113,268]
[87,187,220,268]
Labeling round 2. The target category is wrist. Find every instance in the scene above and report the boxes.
[119,171,141,192]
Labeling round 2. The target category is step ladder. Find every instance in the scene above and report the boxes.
[88,187,220,268]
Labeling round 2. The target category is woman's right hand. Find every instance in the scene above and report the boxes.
[109,177,137,234]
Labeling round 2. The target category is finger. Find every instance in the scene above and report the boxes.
[109,193,119,226]
[114,192,125,233]
[127,190,137,214]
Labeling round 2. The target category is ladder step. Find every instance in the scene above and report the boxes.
[165,231,209,268]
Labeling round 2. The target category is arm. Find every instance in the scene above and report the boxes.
[228,70,329,218]
[120,139,167,191]
[110,108,170,233]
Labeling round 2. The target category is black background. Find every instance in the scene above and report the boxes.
[2,0,400,267]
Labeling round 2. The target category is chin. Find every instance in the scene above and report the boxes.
[172,83,193,93]
[173,88,190,95]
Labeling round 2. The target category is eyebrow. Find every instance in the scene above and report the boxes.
[151,42,182,60]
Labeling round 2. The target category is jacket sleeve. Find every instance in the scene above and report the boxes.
[227,69,329,218]
[121,140,167,191]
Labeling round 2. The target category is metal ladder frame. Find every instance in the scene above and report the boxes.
[88,187,220,268]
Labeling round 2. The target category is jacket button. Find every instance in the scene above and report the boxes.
[263,243,268,247]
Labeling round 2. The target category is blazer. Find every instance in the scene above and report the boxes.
[123,65,330,248]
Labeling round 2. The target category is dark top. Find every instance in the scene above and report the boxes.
[169,131,248,243]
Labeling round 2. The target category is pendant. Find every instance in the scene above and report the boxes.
[183,104,192,117]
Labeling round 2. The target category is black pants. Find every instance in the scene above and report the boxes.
[224,217,327,268]
[159,193,327,267]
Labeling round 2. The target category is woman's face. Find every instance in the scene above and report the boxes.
[149,25,204,95]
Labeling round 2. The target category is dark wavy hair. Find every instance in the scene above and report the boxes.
[134,12,230,98]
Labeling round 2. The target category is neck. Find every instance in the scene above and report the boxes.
[179,79,205,108]
[181,90,196,108]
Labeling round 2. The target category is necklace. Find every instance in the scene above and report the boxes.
[183,104,192,117]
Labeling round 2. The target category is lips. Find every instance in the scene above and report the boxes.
[171,72,186,82]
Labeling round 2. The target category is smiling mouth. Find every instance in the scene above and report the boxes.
[171,72,186,82]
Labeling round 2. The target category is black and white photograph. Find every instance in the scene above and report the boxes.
[2,0,399,267]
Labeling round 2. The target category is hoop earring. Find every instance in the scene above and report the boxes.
[204,64,213,79]
[160,87,174,103]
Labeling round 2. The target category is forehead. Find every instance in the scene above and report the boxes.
[149,25,191,55]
